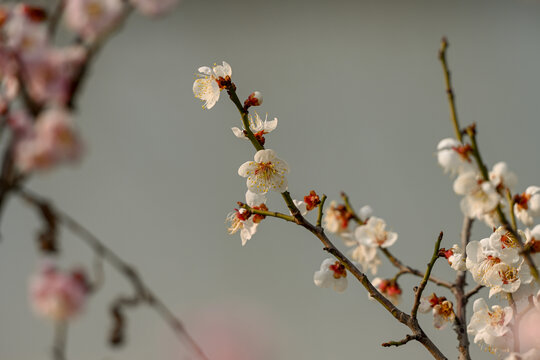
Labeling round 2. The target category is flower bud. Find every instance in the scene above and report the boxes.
[244,91,263,109]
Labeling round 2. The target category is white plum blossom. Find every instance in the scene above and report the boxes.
[350,243,380,275]
[484,260,532,298]
[231,112,277,144]
[525,225,540,262]
[4,4,48,53]
[354,216,397,248]
[467,298,514,352]
[466,237,520,288]
[418,294,455,329]
[193,61,232,109]
[238,149,289,194]
[226,191,266,246]
[443,244,467,271]
[515,186,540,227]
[490,161,517,191]
[436,138,475,176]
[129,0,178,16]
[313,258,347,293]
[64,0,125,42]
[323,201,351,234]
[453,172,500,219]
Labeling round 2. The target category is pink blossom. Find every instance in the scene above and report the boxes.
[30,263,89,322]
[64,0,124,42]
[14,107,83,173]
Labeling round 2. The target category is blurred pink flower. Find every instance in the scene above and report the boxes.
[29,263,89,322]
[14,107,83,173]
[64,0,124,42]
[130,0,179,16]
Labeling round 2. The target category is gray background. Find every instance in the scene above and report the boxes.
[1,0,540,359]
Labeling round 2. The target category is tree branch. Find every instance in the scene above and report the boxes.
[16,188,209,360]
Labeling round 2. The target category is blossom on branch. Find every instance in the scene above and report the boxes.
[323,201,353,234]
[489,161,517,192]
[313,258,348,293]
[467,298,514,352]
[436,138,475,176]
[419,293,455,330]
[372,278,401,305]
[227,191,266,246]
[231,112,277,146]
[64,0,124,42]
[238,149,289,194]
[514,186,540,227]
[193,61,232,109]
[442,244,467,271]
[453,171,500,220]
[354,216,398,248]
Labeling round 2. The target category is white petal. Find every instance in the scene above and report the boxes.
[231,127,245,138]
[238,161,256,177]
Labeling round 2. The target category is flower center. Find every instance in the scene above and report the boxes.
[329,261,347,279]
[488,309,505,327]
[498,266,518,285]
[254,161,276,180]
[452,144,473,162]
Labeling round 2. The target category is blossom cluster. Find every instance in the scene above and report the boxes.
[437,136,540,356]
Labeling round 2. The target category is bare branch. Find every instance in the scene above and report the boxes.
[382,334,419,348]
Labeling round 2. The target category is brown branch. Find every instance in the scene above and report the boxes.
[16,188,209,360]
[438,37,463,143]
[382,334,419,348]
[316,194,327,228]
[464,285,483,300]
[452,217,473,360]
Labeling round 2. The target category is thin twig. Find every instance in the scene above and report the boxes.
[465,285,483,300]
[411,232,444,319]
[316,194,327,228]
[16,188,209,360]
[438,37,463,143]
[52,321,67,360]
[382,334,419,348]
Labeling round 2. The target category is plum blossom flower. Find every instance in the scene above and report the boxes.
[323,201,352,234]
[354,216,398,248]
[226,191,266,246]
[231,112,277,146]
[453,172,500,219]
[490,161,517,192]
[313,258,347,293]
[419,293,455,330]
[244,91,263,108]
[467,298,514,352]
[4,4,48,53]
[129,0,178,16]
[21,46,87,105]
[525,225,540,262]
[238,149,289,194]
[485,260,533,298]
[30,263,89,322]
[372,278,401,305]
[466,237,520,288]
[292,190,322,216]
[350,243,380,275]
[514,186,540,227]
[13,107,83,173]
[193,61,232,109]
[64,0,124,42]
[443,244,467,271]
[358,205,373,221]
[436,138,475,176]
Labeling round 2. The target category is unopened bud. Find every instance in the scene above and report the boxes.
[244,91,263,109]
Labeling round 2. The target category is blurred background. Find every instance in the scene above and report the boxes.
[1,0,540,359]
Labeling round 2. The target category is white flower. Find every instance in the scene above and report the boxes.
[525,225,540,262]
[454,172,500,219]
[350,243,380,275]
[485,260,533,297]
[231,112,277,143]
[444,244,467,271]
[466,238,520,287]
[354,216,397,248]
[490,162,517,191]
[226,191,266,246]
[515,186,540,227]
[467,298,514,352]
[313,258,347,293]
[193,61,232,109]
[418,293,455,329]
[238,149,289,194]
[436,138,475,176]
[323,201,351,234]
